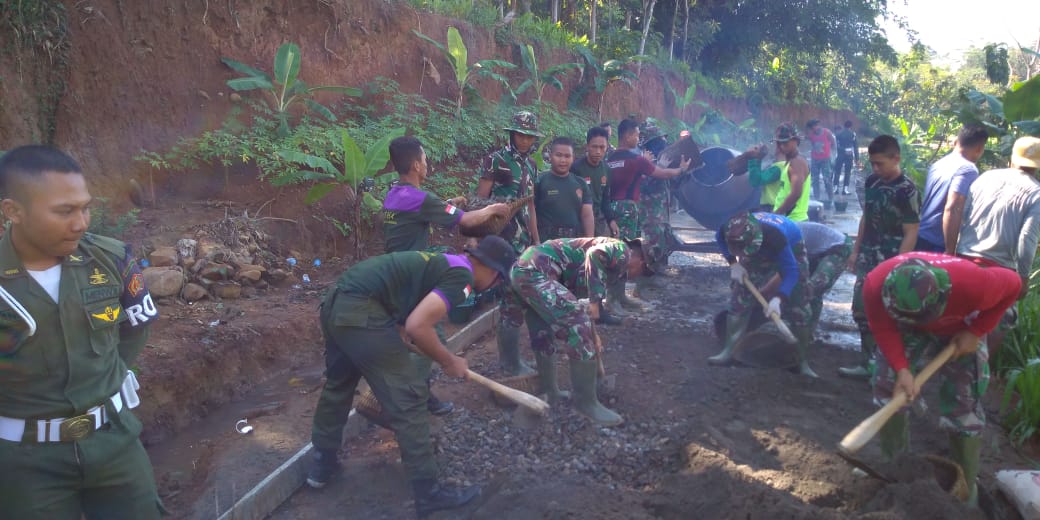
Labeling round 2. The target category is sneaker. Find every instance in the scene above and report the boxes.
[306,449,341,489]
[413,480,481,518]
[427,394,455,416]
[842,186,850,195]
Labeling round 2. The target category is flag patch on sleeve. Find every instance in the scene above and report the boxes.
[445,204,458,215]
[463,284,472,298]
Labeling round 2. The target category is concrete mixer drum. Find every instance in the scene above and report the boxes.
[673,146,762,232]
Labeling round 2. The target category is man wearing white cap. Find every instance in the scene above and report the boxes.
[956,136,1040,298]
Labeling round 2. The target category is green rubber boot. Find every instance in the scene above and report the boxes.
[608,279,645,313]
[949,433,981,507]
[534,352,570,405]
[794,325,819,378]
[879,412,910,461]
[708,312,750,365]
[839,334,877,379]
[568,358,623,426]
[497,325,535,376]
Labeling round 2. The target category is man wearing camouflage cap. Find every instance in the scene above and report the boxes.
[862,253,1020,506]
[476,111,543,377]
[709,211,817,377]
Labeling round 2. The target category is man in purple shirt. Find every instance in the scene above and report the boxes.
[915,125,988,253]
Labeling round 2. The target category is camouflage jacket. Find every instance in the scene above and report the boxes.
[516,237,630,301]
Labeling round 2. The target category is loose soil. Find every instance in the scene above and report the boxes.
[139,205,1028,520]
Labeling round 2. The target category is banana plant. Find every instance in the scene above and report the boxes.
[576,46,644,120]
[221,42,362,136]
[515,43,582,104]
[413,27,516,116]
[275,127,405,255]
[666,82,709,122]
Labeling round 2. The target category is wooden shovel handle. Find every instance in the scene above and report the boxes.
[741,276,797,344]
[467,370,550,415]
[838,343,957,454]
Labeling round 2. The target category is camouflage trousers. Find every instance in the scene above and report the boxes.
[872,334,990,436]
[851,247,893,362]
[731,242,812,328]
[640,188,677,270]
[807,236,854,328]
[609,200,641,241]
[506,263,596,360]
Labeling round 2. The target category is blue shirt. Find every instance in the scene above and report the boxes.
[716,212,803,297]
[918,152,978,247]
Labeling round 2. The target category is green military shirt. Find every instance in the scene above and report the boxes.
[534,171,591,240]
[479,145,537,249]
[382,183,464,253]
[858,173,922,270]
[570,156,612,221]
[518,237,629,301]
[0,232,156,419]
[331,251,474,329]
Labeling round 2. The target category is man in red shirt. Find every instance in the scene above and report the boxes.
[863,253,1020,506]
[805,120,835,200]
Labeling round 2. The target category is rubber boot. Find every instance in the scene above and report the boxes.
[534,352,570,405]
[605,280,632,316]
[949,433,981,507]
[839,334,876,379]
[879,412,910,461]
[412,478,481,518]
[793,325,819,378]
[708,312,750,365]
[568,358,623,426]
[497,325,535,376]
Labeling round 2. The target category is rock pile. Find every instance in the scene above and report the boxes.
[140,225,294,302]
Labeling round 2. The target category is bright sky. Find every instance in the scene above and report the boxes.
[882,0,1039,67]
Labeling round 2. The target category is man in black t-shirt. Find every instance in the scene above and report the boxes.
[832,120,859,195]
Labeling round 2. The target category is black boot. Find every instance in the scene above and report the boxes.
[595,307,623,326]
[306,448,341,489]
[412,478,481,518]
[427,392,455,416]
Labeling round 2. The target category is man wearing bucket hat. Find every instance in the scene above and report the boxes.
[476,111,543,378]
[307,236,516,517]
[709,211,817,377]
[504,237,648,426]
[637,120,681,280]
[863,253,1020,506]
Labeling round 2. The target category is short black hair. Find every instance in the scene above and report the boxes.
[957,124,989,149]
[0,145,82,200]
[586,126,609,143]
[549,136,574,152]
[868,135,901,157]
[389,136,424,176]
[618,119,640,140]
[844,120,853,128]
[806,119,820,129]
[598,121,612,129]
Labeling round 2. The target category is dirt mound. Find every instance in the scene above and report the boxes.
[862,479,984,519]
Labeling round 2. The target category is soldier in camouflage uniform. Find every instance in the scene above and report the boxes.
[863,254,1020,506]
[709,212,818,377]
[505,237,648,426]
[795,221,853,332]
[841,135,921,378]
[476,111,544,377]
[637,121,680,277]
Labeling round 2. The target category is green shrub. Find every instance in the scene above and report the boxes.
[88,197,139,238]
[1001,358,1040,446]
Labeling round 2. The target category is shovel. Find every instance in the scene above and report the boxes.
[592,322,616,390]
[742,275,797,344]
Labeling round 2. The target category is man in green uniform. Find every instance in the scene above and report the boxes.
[477,112,543,377]
[571,126,618,238]
[535,137,594,240]
[506,237,647,426]
[383,136,512,415]
[840,135,921,378]
[307,236,516,518]
[0,145,161,519]
[637,121,679,275]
